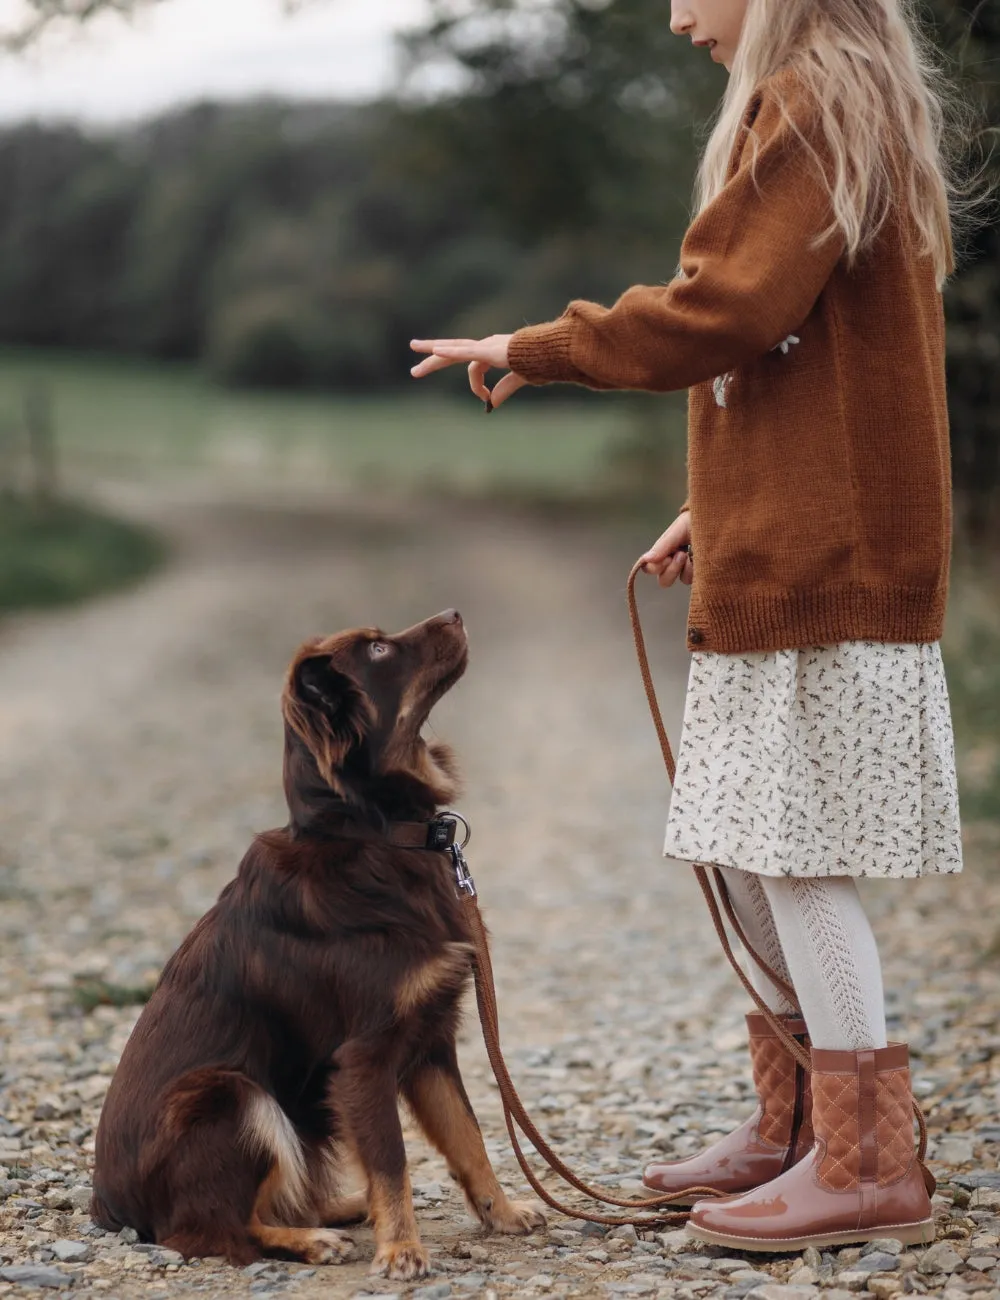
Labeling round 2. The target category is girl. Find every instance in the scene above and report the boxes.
[410,0,974,1252]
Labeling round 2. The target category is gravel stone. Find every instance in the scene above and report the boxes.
[932,1136,976,1165]
[856,1252,902,1272]
[48,1241,91,1264]
[954,1174,1000,1192]
[724,1277,778,1298]
[412,1286,452,1300]
[64,1188,92,1213]
[745,1287,819,1300]
[862,1239,905,1257]
[836,1271,882,1291]
[0,1264,74,1289]
[868,1280,904,1299]
[656,1230,692,1253]
[917,1243,965,1274]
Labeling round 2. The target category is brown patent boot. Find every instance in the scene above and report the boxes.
[641,1013,813,1205]
[686,1043,936,1251]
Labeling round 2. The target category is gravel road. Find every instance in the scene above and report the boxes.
[0,482,997,1300]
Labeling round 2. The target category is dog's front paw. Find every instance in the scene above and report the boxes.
[481,1197,547,1235]
[370,1240,430,1281]
[303,1229,356,1265]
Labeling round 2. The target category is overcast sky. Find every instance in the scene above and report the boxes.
[0,0,432,124]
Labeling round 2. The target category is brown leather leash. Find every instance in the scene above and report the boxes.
[450,558,930,1227]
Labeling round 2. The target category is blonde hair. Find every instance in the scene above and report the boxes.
[693,0,995,290]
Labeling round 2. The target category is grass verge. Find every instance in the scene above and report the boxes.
[0,495,165,614]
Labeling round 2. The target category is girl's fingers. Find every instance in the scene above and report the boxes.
[411,341,481,379]
[411,335,512,371]
[468,360,491,402]
[411,353,461,378]
[410,339,477,353]
[642,538,682,571]
[642,523,689,566]
[681,555,694,586]
[489,371,528,409]
[657,550,689,588]
[641,526,674,563]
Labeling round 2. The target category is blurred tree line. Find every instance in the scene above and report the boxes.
[0,0,996,532]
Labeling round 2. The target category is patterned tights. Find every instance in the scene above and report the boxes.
[716,867,888,1051]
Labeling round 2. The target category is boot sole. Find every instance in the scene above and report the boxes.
[687,1218,936,1252]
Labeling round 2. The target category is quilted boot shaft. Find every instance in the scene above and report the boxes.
[747,1012,813,1156]
[686,1043,935,1251]
[642,1012,811,1202]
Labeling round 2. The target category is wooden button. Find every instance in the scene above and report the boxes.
[688,627,704,646]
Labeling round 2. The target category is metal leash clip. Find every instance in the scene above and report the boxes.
[449,844,477,899]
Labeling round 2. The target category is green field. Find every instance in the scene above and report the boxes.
[0,348,687,500]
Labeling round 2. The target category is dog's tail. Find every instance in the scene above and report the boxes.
[239,1087,310,1224]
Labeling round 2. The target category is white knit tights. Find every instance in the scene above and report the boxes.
[716,867,888,1051]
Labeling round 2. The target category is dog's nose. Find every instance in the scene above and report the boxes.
[440,609,462,626]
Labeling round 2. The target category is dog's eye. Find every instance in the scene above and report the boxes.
[369,641,391,660]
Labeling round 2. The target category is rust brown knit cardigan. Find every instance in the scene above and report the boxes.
[507,68,952,655]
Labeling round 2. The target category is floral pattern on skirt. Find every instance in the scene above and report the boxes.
[662,640,963,879]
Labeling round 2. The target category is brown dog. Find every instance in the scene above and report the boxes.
[91,609,544,1279]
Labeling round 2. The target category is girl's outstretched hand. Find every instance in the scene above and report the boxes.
[640,512,694,588]
[410,334,527,410]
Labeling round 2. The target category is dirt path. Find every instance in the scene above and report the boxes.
[0,483,997,1300]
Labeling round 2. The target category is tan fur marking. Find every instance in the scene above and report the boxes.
[406,1067,545,1234]
[319,1189,369,1226]
[395,943,474,1020]
[380,732,459,805]
[405,1068,503,1216]
[368,1168,420,1252]
[249,1168,355,1262]
[248,1217,354,1264]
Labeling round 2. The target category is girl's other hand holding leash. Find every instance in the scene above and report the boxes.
[641,513,694,588]
[410,334,527,411]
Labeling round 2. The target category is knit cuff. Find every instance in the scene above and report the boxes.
[508,316,583,386]
[679,500,690,514]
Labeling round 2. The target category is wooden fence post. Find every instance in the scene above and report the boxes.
[23,382,57,504]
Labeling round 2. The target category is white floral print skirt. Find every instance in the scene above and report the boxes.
[662,641,963,879]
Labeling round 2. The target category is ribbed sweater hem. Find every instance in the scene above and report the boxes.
[508,318,581,385]
[687,583,947,654]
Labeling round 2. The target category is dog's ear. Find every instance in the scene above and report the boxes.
[282,653,374,790]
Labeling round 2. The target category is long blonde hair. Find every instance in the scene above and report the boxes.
[693,0,993,289]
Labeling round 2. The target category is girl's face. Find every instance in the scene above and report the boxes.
[670,0,750,72]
